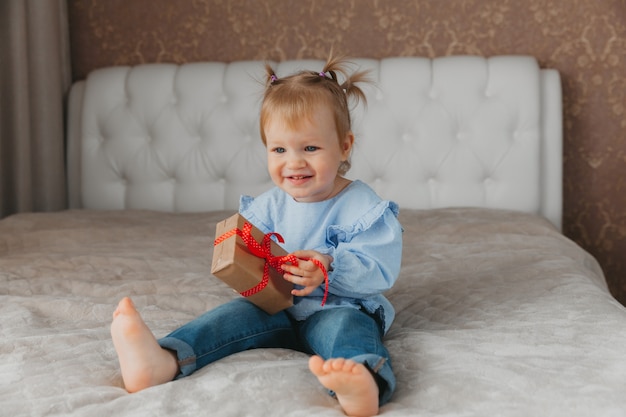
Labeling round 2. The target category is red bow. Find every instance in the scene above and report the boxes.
[214,222,329,306]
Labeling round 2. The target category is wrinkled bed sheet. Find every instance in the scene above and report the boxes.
[1,208,625,417]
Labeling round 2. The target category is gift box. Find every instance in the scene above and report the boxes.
[211,213,293,315]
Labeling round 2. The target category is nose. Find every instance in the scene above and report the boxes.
[286,151,306,169]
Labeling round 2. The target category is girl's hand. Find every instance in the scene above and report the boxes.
[281,250,332,297]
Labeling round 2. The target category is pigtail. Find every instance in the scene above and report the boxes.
[321,51,371,107]
[264,62,279,87]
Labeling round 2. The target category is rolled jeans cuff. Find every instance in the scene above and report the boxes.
[159,336,196,379]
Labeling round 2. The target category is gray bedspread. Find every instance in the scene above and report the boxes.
[2,208,625,416]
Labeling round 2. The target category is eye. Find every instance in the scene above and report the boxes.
[304,146,319,152]
[272,147,286,154]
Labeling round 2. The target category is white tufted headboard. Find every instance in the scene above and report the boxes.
[67,56,562,229]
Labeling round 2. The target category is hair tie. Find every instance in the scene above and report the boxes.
[319,71,327,78]
[270,74,278,84]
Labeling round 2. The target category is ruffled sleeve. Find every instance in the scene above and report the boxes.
[326,200,399,246]
[324,200,402,300]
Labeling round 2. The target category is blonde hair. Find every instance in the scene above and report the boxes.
[260,52,370,175]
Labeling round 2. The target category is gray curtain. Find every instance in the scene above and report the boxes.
[0,0,72,219]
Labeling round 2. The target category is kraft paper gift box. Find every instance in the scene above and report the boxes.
[211,213,294,315]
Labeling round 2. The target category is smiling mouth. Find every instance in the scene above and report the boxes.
[289,175,311,180]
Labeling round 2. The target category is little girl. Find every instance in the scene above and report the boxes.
[111,53,403,417]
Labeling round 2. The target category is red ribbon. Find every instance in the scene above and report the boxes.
[214,222,329,306]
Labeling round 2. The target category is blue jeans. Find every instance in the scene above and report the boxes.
[158,298,396,405]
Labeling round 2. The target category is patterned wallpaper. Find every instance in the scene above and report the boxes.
[68,0,626,305]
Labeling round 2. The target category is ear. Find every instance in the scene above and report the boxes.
[341,131,355,160]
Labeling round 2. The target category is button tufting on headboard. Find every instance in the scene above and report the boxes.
[67,56,562,229]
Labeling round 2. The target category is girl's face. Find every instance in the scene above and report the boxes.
[264,105,353,203]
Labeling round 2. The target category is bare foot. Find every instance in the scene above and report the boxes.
[309,355,379,417]
[110,297,179,392]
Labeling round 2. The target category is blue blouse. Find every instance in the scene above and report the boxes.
[239,180,403,334]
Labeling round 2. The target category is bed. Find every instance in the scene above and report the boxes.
[3,56,626,417]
